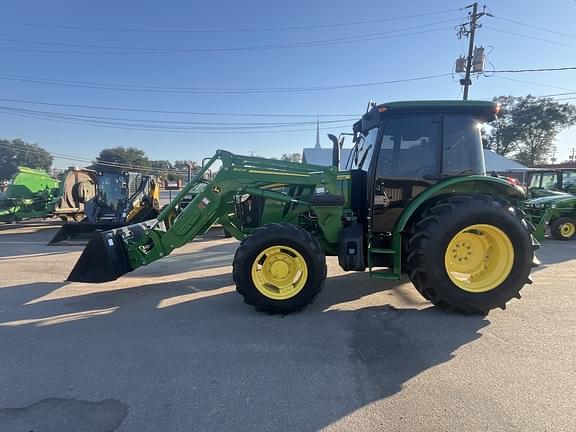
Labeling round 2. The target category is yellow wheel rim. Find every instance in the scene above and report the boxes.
[251,245,308,300]
[560,222,576,238]
[444,224,514,293]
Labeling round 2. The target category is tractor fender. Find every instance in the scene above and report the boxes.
[394,175,526,234]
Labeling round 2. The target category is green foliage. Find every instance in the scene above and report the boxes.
[149,159,173,178]
[95,147,150,172]
[280,153,302,163]
[0,139,53,180]
[487,96,576,166]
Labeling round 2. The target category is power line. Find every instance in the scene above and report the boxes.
[4,66,573,97]
[539,91,576,97]
[0,25,457,55]
[0,141,190,173]
[0,8,460,33]
[485,26,576,49]
[494,16,576,40]
[493,66,576,73]
[490,75,576,92]
[0,105,355,129]
[0,108,351,134]
[0,72,453,94]
[0,97,358,118]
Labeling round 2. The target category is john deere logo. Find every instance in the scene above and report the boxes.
[212,185,221,194]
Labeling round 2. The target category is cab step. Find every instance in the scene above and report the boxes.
[369,268,402,280]
[367,234,402,280]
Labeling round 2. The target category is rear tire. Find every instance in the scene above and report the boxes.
[406,195,536,315]
[550,217,576,241]
[233,223,326,314]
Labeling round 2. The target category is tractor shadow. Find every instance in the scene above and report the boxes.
[532,239,576,272]
[0,271,488,431]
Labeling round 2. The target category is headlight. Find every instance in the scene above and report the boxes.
[551,204,557,209]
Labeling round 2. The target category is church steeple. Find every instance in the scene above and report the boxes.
[314,116,321,149]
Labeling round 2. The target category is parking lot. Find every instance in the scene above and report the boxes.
[0,222,574,431]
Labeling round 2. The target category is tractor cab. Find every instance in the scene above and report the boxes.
[527,169,563,198]
[526,168,576,198]
[89,172,130,222]
[347,100,497,233]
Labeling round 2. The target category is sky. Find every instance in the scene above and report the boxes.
[1,0,576,169]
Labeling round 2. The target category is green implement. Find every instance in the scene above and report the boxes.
[0,167,59,223]
[69,100,539,315]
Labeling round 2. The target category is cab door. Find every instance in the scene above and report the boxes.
[370,115,441,233]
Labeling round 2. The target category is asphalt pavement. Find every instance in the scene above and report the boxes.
[0,222,574,431]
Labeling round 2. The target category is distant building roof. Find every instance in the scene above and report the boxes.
[303,147,528,172]
[302,148,353,169]
[483,150,527,172]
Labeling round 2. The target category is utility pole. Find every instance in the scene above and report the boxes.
[455,3,492,100]
[462,3,478,100]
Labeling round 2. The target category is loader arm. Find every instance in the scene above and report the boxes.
[68,150,343,282]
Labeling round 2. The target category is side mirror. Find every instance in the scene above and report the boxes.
[327,134,340,169]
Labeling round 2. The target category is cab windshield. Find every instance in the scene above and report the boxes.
[345,127,378,171]
[98,173,128,210]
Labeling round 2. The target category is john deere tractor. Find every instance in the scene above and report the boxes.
[526,168,576,198]
[68,100,538,315]
[524,194,576,241]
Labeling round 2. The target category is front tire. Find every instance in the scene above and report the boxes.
[406,195,536,314]
[550,217,576,241]
[233,223,326,314]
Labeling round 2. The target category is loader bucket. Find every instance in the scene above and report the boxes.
[67,228,132,283]
[48,222,123,245]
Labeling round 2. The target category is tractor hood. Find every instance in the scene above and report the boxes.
[527,194,575,207]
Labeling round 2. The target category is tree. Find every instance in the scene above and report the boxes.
[486,96,576,166]
[0,139,53,180]
[95,147,149,172]
[280,153,302,163]
[149,160,174,179]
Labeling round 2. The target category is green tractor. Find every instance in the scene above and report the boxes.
[524,194,576,241]
[68,100,538,315]
[0,167,60,223]
[525,168,576,198]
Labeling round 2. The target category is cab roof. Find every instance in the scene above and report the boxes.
[376,99,497,114]
[356,100,499,135]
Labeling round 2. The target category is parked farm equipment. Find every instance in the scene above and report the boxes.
[49,171,160,244]
[68,100,539,315]
[0,167,59,223]
[526,168,576,198]
[524,194,576,241]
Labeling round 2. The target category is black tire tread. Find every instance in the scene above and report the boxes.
[232,223,326,314]
[406,194,536,314]
[550,217,576,241]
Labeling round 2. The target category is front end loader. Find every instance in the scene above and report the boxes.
[49,171,160,244]
[68,100,539,315]
[524,194,576,241]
